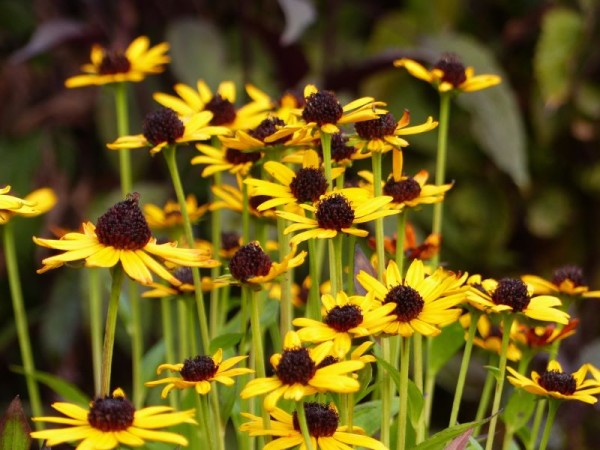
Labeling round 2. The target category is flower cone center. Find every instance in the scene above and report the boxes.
[320,132,356,162]
[229,242,272,281]
[249,117,286,144]
[95,193,152,250]
[552,265,585,287]
[384,285,424,322]
[383,177,422,203]
[290,168,328,203]
[538,370,576,395]
[302,91,343,126]
[142,108,185,146]
[88,395,135,432]
[315,194,355,230]
[206,94,236,125]
[225,148,261,165]
[180,355,218,382]
[355,112,397,139]
[292,402,338,437]
[434,54,467,87]
[491,278,530,312]
[275,348,316,384]
[99,51,131,74]
[324,304,363,331]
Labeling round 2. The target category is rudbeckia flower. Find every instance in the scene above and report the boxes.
[466,276,569,324]
[145,349,253,398]
[31,388,196,449]
[349,110,438,154]
[393,53,501,93]
[210,180,278,220]
[240,331,364,410]
[107,108,229,155]
[33,193,219,286]
[153,80,271,129]
[513,319,579,350]
[459,313,522,362]
[0,186,57,224]
[143,195,208,230]
[507,360,600,404]
[240,402,386,450]
[277,188,399,246]
[192,143,263,178]
[142,267,225,298]
[65,36,170,88]
[292,291,396,359]
[522,264,600,298]
[357,259,466,337]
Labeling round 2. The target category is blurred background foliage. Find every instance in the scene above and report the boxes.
[1,0,600,448]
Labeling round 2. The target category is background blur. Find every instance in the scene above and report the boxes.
[1,0,599,448]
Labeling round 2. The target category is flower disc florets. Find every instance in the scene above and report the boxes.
[87,393,135,432]
[538,370,576,395]
[326,132,356,162]
[434,54,467,87]
[551,265,585,287]
[315,194,354,230]
[221,231,241,252]
[249,117,286,144]
[302,91,343,126]
[205,94,236,125]
[173,267,194,285]
[249,195,274,212]
[142,108,185,146]
[354,112,397,139]
[99,51,131,75]
[384,285,424,322]
[229,242,272,281]
[224,148,262,165]
[96,193,152,250]
[180,355,218,382]
[275,348,316,384]
[491,278,530,312]
[290,168,328,203]
[383,177,422,203]
[316,355,339,369]
[292,403,339,437]
[324,305,363,331]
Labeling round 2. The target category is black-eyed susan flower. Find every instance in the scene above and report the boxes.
[459,313,522,362]
[65,36,170,88]
[513,319,579,350]
[240,402,387,450]
[192,143,263,178]
[33,193,219,286]
[209,181,277,220]
[466,276,570,324]
[107,108,229,156]
[240,331,364,410]
[350,110,438,154]
[292,291,396,359]
[357,259,466,337]
[143,194,208,230]
[522,264,600,298]
[30,388,196,449]
[142,267,224,298]
[145,349,253,398]
[0,186,57,224]
[393,53,501,94]
[507,360,600,404]
[227,241,306,286]
[153,80,271,128]
[277,188,398,246]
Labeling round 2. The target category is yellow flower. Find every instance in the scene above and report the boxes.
[142,267,225,298]
[0,186,57,224]
[357,259,466,337]
[277,188,399,246]
[33,193,219,286]
[513,319,579,350]
[31,388,196,449]
[107,109,229,155]
[507,360,600,404]
[350,110,438,154]
[459,313,522,362]
[153,80,271,128]
[521,265,600,298]
[145,349,253,398]
[240,402,387,450]
[210,180,278,220]
[465,276,569,324]
[240,331,364,410]
[292,291,396,359]
[393,53,501,93]
[143,194,208,230]
[65,36,170,88]
[192,143,262,178]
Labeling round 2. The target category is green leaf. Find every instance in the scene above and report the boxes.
[429,322,465,373]
[534,8,584,109]
[407,379,424,430]
[210,333,243,354]
[413,417,491,450]
[141,339,167,404]
[353,399,399,437]
[11,366,89,406]
[0,397,31,450]
[375,356,401,391]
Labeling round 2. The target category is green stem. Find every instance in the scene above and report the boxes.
[474,354,498,437]
[210,174,223,340]
[296,401,315,450]
[431,93,452,268]
[346,236,357,295]
[413,333,425,443]
[485,314,516,450]
[328,236,341,295]
[528,399,547,450]
[307,238,321,320]
[3,222,43,421]
[248,288,266,378]
[320,132,333,188]
[100,265,125,397]
[539,399,559,450]
[114,82,132,195]
[161,297,178,408]
[177,299,189,360]
[130,284,143,408]
[423,337,436,431]
[242,180,250,244]
[277,215,292,336]
[380,337,392,448]
[395,211,407,275]
[397,337,411,450]
[371,151,385,281]
[449,310,481,426]
[88,268,103,397]
[196,392,213,449]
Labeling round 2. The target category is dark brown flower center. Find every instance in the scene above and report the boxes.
[99,51,131,75]
[316,355,339,369]
[173,267,194,286]
[551,265,585,288]
[491,278,530,312]
[315,194,355,230]
[292,402,339,437]
[205,94,237,125]
[433,53,467,87]
[538,370,576,395]
[384,285,424,322]
[316,132,357,162]
[224,148,262,166]
[88,393,135,431]
[354,112,397,139]
[249,117,286,145]
[96,193,152,250]
[180,355,218,381]
[302,90,343,126]
[383,177,422,203]
[249,195,274,212]
[324,305,363,331]
[142,108,185,146]
[289,168,328,203]
[229,242,272,281]
[275,347,316,384]
[221,231,241,252]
